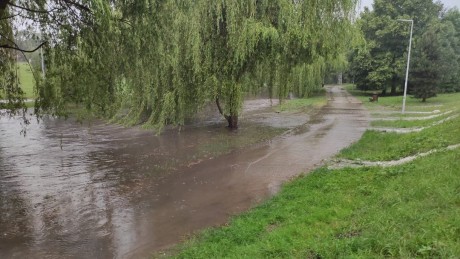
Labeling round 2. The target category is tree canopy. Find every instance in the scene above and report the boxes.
[349,0,460,101]
[0,0,359,130]
[347,0,456,96]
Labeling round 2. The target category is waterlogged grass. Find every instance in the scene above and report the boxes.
[275,93,327,113]
[191,125,286,162]
[170,148,460,258]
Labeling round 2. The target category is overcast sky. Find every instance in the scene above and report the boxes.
[359,0,460,12]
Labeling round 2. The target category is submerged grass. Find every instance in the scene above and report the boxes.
[162,88,460,258]
[275,92,327,113]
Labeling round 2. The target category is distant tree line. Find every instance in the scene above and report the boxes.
[348,0,460,101]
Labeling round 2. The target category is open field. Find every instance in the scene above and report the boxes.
[163,89,460,258]
[17,62,36,99]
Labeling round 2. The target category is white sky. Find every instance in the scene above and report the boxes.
[359,0,460,12]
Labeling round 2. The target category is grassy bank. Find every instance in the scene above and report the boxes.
[339,91,460,161]
[17,62,36,99]
[163,91,460,258]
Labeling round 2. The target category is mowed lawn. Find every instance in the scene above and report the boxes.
[163,91,460,258]
[17,62,36,99]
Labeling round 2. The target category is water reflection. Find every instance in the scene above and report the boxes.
[0,108,285,258]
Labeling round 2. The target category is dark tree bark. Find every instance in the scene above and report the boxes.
[0,0,10,17]
[216,97,238,129]
[390,74,397,95]
[227,115,238,129]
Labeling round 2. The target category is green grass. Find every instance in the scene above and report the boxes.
[339,118,459,161]
[17,62,36,99]
[345,84,460,114]
[170,148,460,258]
[275,93,327,113]
[370,112,455,128]
[340,92,460,161]
[161,87,460,258]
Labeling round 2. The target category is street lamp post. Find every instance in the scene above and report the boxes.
[398,19,414,114]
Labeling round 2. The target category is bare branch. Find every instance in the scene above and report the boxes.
[61,0,91,13]
[0,39,46,53]
[7,2,53,14]
[0,13,17,20]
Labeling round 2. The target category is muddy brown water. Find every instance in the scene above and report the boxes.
[0,86,368,258]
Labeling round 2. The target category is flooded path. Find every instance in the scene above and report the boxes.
[0,85,368,258]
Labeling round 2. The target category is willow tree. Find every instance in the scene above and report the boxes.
[30,0,358,131]
[198,1,281,128]
[0,7,25,113]
[0,0,93,120]
[281,0,358,97]
[198,0,357,128]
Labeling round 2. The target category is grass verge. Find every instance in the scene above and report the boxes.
[340,91,460,161]
[162,88,460,258]
[370,112,455,128]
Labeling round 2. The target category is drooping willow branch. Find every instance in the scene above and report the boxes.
[0,31,42,80]
[7,2,58,14]
[0,41,46,53]
[60,0,90,13]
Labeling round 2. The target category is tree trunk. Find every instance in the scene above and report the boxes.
[390,75,397,95]
[226,115,238,129]
[216,97,238,129]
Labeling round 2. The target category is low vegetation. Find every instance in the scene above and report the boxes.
[164,91,460,258]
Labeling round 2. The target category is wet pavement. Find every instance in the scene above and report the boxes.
[0,85,368,258]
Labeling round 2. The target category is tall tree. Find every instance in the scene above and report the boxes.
[349,0,442,95]
[3,0,359,131]
[411,24,442,101]
[0,7,25,113]
[438,8,460,92]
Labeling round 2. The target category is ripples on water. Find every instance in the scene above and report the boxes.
[0,108,287,258]
[0,92,366,258]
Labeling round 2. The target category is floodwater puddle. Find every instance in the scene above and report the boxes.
[0,86,369,258]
